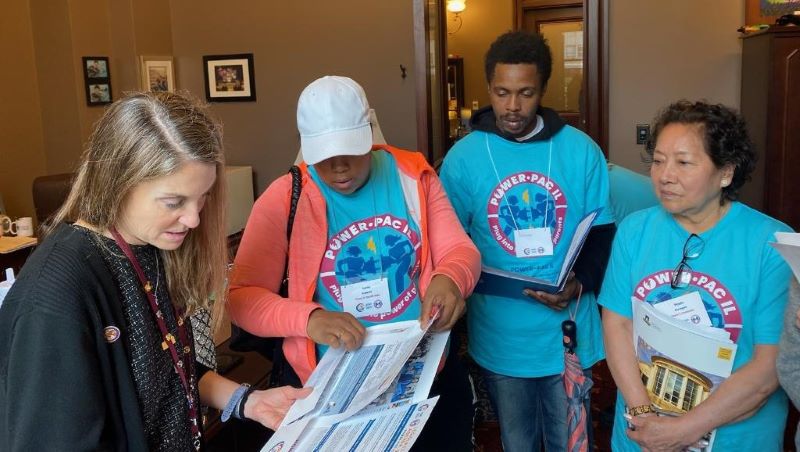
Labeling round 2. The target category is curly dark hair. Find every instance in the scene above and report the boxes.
[485,31,552,88]
[645,100,756,202]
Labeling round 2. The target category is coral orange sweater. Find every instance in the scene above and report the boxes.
[227,145,480,383]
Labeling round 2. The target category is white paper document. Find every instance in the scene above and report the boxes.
[262,319,449,452]
[653,291,712,327]
[633,300,737,451]
[770,232,800,283]
[475,207,603,296]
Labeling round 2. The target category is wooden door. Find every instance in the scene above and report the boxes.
[766,32,800,229]
[518,3,583,130]
[515,0,607,153]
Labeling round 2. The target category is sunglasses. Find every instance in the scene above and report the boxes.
[670,233,704,289]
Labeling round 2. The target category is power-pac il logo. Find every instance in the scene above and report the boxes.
[486,171,567,256]
[320,214,421,321]
[633,270,743,343]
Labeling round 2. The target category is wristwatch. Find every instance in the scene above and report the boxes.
[627,404,656,417]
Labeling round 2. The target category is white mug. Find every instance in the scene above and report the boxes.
[0,215,12,236]
[13,217,34,237]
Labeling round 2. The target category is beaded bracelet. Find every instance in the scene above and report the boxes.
[221,383,250,422]
[236,384,257,421]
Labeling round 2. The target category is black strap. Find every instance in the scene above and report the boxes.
[269,166,303,388]
[279,165,301,297]
[227,166,303,388]
[286,165,301,239]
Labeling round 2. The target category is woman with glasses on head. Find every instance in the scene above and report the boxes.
[598,100,792,451]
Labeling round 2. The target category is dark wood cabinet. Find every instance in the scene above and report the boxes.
[740,26,800,229]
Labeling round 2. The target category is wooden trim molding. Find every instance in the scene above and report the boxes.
[514,0,609,155]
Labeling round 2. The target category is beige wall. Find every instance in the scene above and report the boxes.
[2,0,416,217]
[29,0,84,177]
[445,1,748,198]
[3,1,753,218]
[0,1,47,219]
[446,0,513,110]
[608,1,744,176]
[3,0,175,220]
[169,0,418,193]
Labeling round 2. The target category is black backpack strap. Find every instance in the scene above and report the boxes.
[286,165,301,239]
[280,166,301,296]
[229,166,304,388]
[270,166,303,388]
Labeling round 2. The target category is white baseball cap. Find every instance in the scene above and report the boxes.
[297,76,373,165]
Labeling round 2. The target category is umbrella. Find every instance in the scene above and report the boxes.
[562,315,593,452]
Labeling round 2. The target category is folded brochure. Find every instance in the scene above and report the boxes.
[474,208,602,296]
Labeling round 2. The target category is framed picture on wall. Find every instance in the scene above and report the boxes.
[139,56,176,93]
[202,53,256,102]
[82,56,112,106]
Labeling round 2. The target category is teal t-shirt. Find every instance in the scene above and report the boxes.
[607,163,659,226]
[309,150,422,358]
[439,127,614,377]
[598,202,792,450]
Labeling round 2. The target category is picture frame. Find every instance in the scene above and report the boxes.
[139,56,176,93]
[202,53,256,102]
[746,0,800,24]
[82,56,112,106]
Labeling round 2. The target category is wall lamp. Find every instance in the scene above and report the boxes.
[447,0,466,14]
[447,0,466,35]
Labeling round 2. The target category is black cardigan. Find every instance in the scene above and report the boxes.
[0,224,150,451]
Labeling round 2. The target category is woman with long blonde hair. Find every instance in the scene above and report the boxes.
[0,92,308,451]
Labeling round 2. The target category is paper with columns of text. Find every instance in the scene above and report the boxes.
[262,319,449,452]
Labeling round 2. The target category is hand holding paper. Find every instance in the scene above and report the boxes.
[524,271,581,311]
[307,309,366,351]
[245,386,313,430]
[420,274,464,331]
[625,413,703,451]
[474,208,602,297]
[264,320,449,451]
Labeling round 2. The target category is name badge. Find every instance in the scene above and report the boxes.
[341,277,392,318]
[514,227,553,258]
[654,291,711,326]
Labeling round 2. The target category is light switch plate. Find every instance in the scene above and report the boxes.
[636,124,650,145]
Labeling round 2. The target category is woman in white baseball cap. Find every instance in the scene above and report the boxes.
[228,75,481,451]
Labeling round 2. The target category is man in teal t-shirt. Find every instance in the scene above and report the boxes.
[439,31,615,451]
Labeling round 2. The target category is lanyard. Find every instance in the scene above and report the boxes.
[110,229,201,450]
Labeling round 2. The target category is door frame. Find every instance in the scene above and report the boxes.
[515,0,608,154]
[413,0,448,163]
[414,0,608,157]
